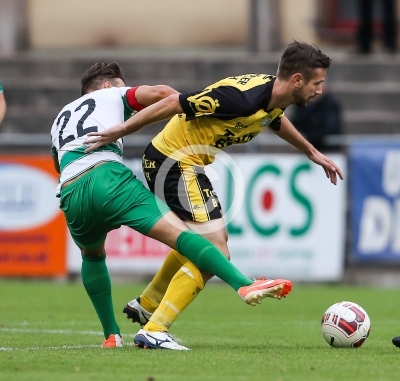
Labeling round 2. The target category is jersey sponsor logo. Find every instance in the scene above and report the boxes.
[228,74,272,86]
[187,89,220,116]
[142,158,156,169]
[233,121,249,129]
[203,189,216,198]
[260,117,273,127]
[214,128,255,149]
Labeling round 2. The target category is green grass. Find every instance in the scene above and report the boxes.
[1,280,400,381]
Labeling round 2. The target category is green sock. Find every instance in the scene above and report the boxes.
[81,254,120,338]
[176,231,252,291]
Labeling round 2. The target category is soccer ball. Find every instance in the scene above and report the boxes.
[321,301,371,348]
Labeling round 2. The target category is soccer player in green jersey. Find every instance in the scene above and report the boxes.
[51,62,292,350]
[84,41,344,350]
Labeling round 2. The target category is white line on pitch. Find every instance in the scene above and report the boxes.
[0,343,135,352]
[1,327,102,335]
[0,327,136,351]
[0,344,100,351]
[0,327,135,338]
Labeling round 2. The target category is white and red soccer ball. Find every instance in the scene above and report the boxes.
[321,301,371,348]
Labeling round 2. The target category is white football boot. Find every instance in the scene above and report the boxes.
[134,329,190,350]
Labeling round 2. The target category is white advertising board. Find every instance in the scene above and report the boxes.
[68,154,347,281]
[208,154,347,281]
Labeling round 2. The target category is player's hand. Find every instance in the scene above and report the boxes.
[83,125,123,153]
[307,151,344,185]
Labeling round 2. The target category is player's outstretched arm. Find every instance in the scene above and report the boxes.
[271,116,344,185]
[84,93,183,153]
[134,85,179,106]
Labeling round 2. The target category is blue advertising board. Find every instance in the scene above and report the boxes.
[350,140,400,262]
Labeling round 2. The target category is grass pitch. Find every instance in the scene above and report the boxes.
[1,279,400,381]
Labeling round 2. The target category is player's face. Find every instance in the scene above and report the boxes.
[293,68,326,107]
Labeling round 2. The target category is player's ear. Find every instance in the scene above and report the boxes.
[102,80,113,89]
[292,73,303,88]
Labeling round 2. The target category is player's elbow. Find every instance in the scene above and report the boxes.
[153,85,180,100]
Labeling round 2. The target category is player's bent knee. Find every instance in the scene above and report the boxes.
[80,245,105,258]
[146,212,187,249]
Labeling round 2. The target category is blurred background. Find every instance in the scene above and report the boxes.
[0,0,400,285]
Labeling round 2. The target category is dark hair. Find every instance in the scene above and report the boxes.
[80,62,126,95]
[277,41,331,82]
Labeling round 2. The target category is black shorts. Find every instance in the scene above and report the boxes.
[142,143,222,222]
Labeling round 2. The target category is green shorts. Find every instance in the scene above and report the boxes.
[59,162,171,249]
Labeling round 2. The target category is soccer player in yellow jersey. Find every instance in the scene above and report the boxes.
[85,41,344,349]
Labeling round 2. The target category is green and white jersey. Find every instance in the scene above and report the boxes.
[51,86,136,196]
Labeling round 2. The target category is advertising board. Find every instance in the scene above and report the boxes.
[0,156,67,277]
[68,155,346,281]
[350,141,400,262]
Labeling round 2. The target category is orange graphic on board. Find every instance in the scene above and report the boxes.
[0,156,67,277]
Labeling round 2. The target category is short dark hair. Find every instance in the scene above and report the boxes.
[277,41,332,82]
[80,62,126,95]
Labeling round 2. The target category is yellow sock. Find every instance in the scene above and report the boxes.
[144,261,205,332]
[140,250,187,313]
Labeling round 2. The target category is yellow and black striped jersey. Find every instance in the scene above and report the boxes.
[151,74,284,166]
